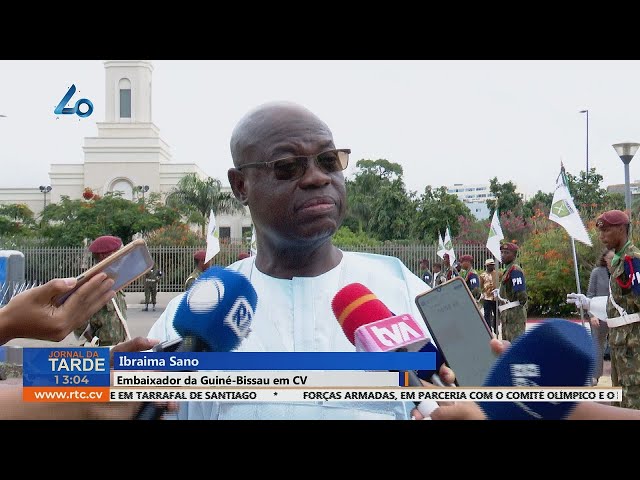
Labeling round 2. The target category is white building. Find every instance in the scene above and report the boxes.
[0,60,251,239]
[447,183,494,220]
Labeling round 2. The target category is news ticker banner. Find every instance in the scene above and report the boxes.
[107,387,622,403]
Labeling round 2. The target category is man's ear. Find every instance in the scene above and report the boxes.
[228,168,248,205]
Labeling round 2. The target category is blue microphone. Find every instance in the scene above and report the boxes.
[172,266,257,352]
[415,341,445,383]
[135,267,257,420]
[477,319,595,420]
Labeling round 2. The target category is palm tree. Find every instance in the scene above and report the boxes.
[166,174,245,237]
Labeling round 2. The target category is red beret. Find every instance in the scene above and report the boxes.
[596,210,629,228]
[460,254,473,263]
[237,252,250,260]
[194,249,206,261]
[443,253,450,258]
[88,235,122,254]
[500,242,519,252]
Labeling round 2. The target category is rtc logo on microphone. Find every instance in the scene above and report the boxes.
[224,297,254,339]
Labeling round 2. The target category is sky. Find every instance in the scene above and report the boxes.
[2,60,640,198]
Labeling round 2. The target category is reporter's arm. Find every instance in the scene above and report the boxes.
[568,402,640,420]
[0,273,115,345]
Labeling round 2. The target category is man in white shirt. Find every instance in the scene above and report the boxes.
[148,101,453,420]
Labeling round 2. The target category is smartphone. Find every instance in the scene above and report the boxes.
[53,239,154,306]
[415,276,496,386]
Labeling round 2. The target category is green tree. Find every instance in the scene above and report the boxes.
[344,159,415,240]
[166,174,245,237]
[0,203,35,236]
[564,168,615,221]
[519,223,595,317]
[411,186,472,242]
[333,226,382,247]
[523,190,553,219]
[487,177,524,217]
[40,193,173,246]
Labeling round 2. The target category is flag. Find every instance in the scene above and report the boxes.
[486,209,505,261]
[250,225,257,256]
[437,232,446,259]
[444,226,456,263]
[204,209,220,263]
[549,165,593,246]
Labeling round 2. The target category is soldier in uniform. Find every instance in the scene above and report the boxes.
[494,241,527,343]
[143,264,163,311]
[568,210,640,409]
[459,254,481,302]
[185,249,209,291]
[479,258,499,334]
[73,235,128,347]
[437,253,455,285]
[418,259,432,286]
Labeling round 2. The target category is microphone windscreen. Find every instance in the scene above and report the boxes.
[479,319,595,420]
[173,266,257,352]
[331,283,394,344]
[415,341,445,381]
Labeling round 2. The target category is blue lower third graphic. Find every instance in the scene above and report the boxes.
[23,348,111,387]
[113,352,436,371]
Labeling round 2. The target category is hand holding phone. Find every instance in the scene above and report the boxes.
[53,239,154,306]
[415,276,496,386]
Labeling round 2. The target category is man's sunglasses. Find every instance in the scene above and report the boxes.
[237,148,350,181]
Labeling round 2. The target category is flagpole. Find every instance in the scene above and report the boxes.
[570,237,586,327]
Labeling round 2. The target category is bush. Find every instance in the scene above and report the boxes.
[519,220,596,317]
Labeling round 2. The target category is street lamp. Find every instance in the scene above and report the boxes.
[136,185,149,208]
[579,110,589,181]
[39,185,51,211]
[612,143,640,213]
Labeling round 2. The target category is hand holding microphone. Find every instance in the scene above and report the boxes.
[135,266,257,420]
[331,283,454,418]
[429,319,596,420]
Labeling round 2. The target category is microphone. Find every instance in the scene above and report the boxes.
[331,283,444,417]
[478,319,595,420]
[415,341,445,383]
[135,266,257,420]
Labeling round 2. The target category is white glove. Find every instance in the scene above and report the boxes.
[566,293,590,311]
[491,289,502,302]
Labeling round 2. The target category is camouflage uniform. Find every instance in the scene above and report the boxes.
[498,260,527,343]
[144,267,162,311]
[606,242,640,409]
[185,268,202,291]
[74,291,127,346]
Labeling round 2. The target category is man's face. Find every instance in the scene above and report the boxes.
[598,224,627,251]
[486,264,495,272]
[500,249,516,264]
[461,260,471,270]
[229,110,347,248]
[93,251,113,263]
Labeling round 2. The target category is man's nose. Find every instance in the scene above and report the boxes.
[298,158,332,187]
